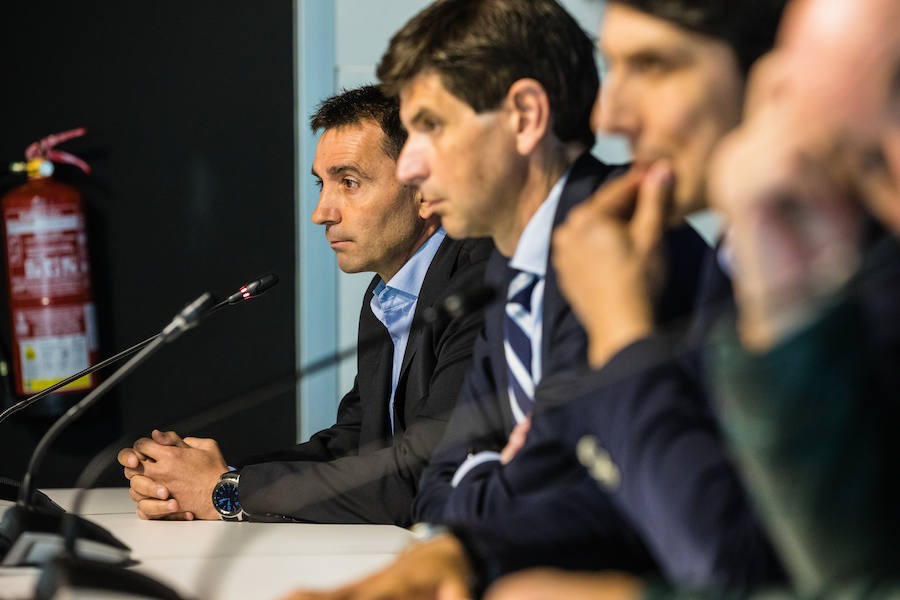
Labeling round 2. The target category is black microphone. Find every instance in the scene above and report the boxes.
[423,283,497,322]
[223,273,279,305]
[0,292,219,568]
[0,273,281,428]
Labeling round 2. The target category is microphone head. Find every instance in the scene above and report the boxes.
[228,273,280,304]
[251,273,279,295]
[423,284,497,324]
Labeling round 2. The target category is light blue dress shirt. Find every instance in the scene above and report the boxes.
[370,228,446,434]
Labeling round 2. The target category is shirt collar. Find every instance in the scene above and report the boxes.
[379,227,446,299]
[509,171,570,277]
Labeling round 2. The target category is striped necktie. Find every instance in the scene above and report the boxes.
[504,270,539,423]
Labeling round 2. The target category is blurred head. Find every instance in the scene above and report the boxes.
[310,86,435,281]
[773,0,900,232]
[597,0,785,216]
[378,0,597,247]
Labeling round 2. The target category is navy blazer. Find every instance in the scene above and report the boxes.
[237,236,493,525]
[441,238,784,592]
[525,246,786,590]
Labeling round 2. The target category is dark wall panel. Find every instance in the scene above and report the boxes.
[0,1,297,487]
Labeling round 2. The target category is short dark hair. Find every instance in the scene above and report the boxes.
[611,0,787,75]
[377,0,598,148]
[309,85,407,160]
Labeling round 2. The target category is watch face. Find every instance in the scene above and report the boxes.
[212,481,240,515]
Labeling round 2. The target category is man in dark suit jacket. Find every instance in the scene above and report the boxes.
[412,152,672,575]
[116,85,491,525]
[376,0,629,527]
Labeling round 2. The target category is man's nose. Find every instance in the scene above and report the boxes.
[396,139,430,187]
[597,76,640,141]
[311,188,340,225]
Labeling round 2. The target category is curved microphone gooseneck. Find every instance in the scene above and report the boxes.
[0,273,280,427]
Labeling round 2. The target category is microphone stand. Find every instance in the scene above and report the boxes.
[0,293,216,569]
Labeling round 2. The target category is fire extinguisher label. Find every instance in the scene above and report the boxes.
[13,303,96,393]
[5,209,90,300]
[19,334,91,393]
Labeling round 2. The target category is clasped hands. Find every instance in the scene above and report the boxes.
[117,429,227,521]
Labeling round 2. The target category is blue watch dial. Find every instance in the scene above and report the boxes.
[213,481,240,514]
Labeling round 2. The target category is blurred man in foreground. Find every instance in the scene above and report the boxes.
[706,0,900,596]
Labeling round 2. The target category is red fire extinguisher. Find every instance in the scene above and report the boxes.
[2,128,99,397]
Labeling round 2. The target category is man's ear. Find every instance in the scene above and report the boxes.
[506,78,553,156]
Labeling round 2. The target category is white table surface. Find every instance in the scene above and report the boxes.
[0,488,413,600]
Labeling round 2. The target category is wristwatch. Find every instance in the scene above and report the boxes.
[212,471,245,521]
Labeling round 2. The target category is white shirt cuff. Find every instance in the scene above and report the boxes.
[450,451,502,488]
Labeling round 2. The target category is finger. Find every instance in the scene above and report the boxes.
[123,466,143,480]
[127,488,193,522]
[437,578,473,600]
[743,51,790,120]
[500,424,528,465]
[137,505,195,521]
[136,497,182,519]
[586,167,644,220]
[152,429,189,448]
[630,161,674,257]
[560,200,594,232]
[551,219,581,270]
[130,474,169,500]
[133,437,181,462]
[509,421,529,444]
[117,448,141,469]
[484,570,561,600]
[159,511,195,521]
[183,437,220,454]
[129,486,154,503]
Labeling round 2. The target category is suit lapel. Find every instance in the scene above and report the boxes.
[541,153,614,365]
[358,279,394,441]
[397,236,454,381]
